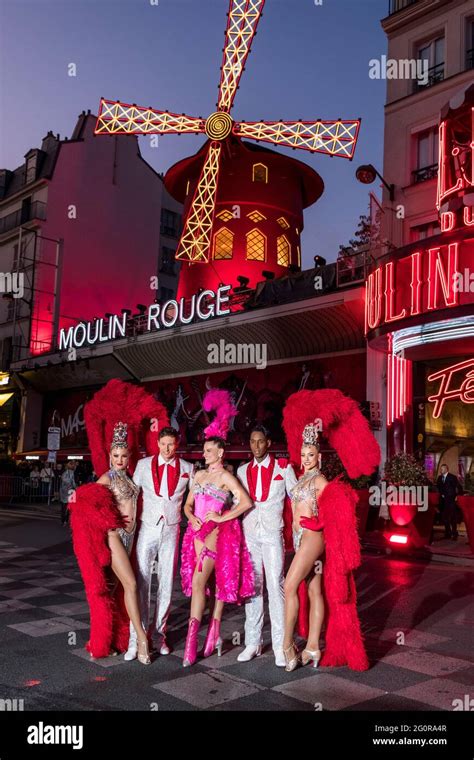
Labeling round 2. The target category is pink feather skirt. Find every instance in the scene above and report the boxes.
[180,517,254,604]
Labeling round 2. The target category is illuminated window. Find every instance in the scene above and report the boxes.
[214,227,234,259]
[252,163,268,183]
[217,209,234,222]
[247,210,266,223]
[277,216,290,229]
[246,229,266,261]
[277,235,290,267]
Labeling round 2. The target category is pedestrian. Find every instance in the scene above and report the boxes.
[40,462,54,500]
[59,461,77,526]
[436,464,463,540]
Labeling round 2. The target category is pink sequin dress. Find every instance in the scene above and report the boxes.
[180,481,254,604]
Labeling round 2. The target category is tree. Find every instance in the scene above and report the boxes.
[338,213,371,258]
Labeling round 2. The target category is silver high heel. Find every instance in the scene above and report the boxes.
[137,638,151,665]
[301,648,321,668]
[284,642,300,672]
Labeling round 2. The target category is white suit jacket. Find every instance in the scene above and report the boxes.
[133,456,194,527]
[237,456,297,537]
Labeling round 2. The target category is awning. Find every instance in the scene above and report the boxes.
[109,287,365,382]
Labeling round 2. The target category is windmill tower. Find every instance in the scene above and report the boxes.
[95,0,360,299]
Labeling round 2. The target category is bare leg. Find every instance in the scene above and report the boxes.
[190,526,219,621]
[307,568,325,651]
[109,533,147,645]
[211,599,225,622]
[283,531,325,653]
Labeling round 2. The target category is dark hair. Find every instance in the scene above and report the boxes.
[159,427,179,441]
[205,435,226,451]
[250,424,270,439]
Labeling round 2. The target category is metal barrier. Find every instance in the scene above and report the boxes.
[0,475,63,505]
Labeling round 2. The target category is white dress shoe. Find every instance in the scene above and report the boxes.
[124,643,137,661]
[237,644,262,662]
[151,636,171,655]
[274,649,286,667]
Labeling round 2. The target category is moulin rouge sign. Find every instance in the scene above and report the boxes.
[59,285,232,351]
[365,104,474,334]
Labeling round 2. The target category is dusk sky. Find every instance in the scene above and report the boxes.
[0,0,388,267]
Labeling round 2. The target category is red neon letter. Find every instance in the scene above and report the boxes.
[427,243,459,311]
[440,211,455,232]
[464,206,474,226]
[410,251,422,317]
[437,121,463,209]
[365,267,382,331]
[428,359,474,417]
[384,261,406,323]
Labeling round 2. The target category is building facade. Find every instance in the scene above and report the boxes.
[0,111,182,455]
[366,0,474,486]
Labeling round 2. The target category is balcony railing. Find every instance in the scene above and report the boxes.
[412,164,438,183]
[415,62,444,91]
[467,48,474,70]
[388,0,419,15]
[0,201,46,235]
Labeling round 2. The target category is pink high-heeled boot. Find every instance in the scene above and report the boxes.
[183,618,200,667]
[202,617,223,658]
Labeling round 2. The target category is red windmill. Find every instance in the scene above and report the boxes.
[95,0,360,295]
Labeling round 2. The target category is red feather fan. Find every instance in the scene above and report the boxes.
[84,378,169,477]
[282,389,380,479]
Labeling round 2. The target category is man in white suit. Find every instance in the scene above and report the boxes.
[237,425,297,667]
[125,427,194,660]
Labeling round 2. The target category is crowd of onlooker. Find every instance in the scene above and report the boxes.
[0,459,95,512]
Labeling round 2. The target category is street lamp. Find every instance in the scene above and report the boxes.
[355,163,395,202]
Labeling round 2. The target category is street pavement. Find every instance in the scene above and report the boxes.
[0,506,473,712]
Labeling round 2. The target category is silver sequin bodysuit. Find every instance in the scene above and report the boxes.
[290,469,320,552]
[108,469,140,555]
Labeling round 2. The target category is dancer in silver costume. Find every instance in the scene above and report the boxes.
[283,423,327,672]
[96,421,151,664]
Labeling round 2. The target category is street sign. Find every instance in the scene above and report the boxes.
[47,450,57,463]
[47,426,61,451]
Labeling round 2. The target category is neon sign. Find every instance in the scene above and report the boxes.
[365,244,460,332]
[427,358,474,418]
[437,108,474,212]
[59,285,232,351]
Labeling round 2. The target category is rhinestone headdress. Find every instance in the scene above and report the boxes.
[302,423,319,446]
[110,421,128,450]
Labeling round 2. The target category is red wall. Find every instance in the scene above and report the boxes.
[31,115,164,354]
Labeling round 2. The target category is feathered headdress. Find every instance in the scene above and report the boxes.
[203,388,237,439]
[282,389,380,479]
[84,379,169,476]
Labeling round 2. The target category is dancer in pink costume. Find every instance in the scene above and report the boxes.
[180,389,254,667]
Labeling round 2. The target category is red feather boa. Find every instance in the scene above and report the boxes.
[69,483,130,657]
